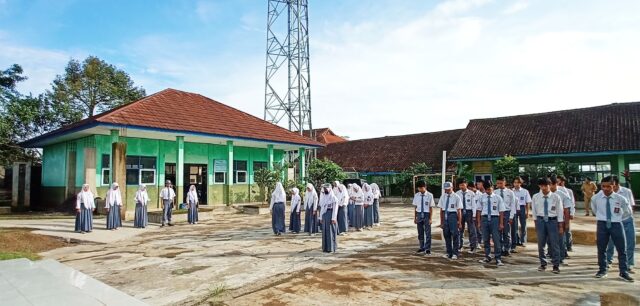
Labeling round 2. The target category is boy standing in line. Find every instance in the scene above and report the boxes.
[413,180,435,255]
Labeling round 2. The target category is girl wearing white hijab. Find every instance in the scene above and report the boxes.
[303,183,319,235]
[75,184,95,233]
[363,183,375,229]
[270,182,287,235]
[347,184,356,228]
[134,184,149,228]
[371,183,382,226]
[337,184,350,235]
[187,185,199,224]
[105,182,123,230]
[319,183,339,253]
[352,184,365,231]
[289,188,302,233]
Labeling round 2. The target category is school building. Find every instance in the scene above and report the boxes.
[21,88,322,213]
[319,102,640,202]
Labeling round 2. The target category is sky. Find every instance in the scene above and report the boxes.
[1,0,639,140]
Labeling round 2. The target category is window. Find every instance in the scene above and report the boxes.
[234,160,247,184]
[253,161,268,171]
[578,162,611,183]
[125,156,157,185]
[101,154,111,186]
[630,163,640,172]
[214,172,226,184]
[213,160,227,184]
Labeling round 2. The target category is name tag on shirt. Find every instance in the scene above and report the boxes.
[492,206,497,211]
[520,197,525,200]
[551,205,556,212]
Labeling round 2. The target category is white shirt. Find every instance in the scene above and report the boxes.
[513,187,532,208]
[531,192,564,222]
[304,189,319,211]
[135,190,149,206]
[352,188,364,205]
[438,192,463,213]
[160,187,176,200]
[455,189,476,211]
[557,186,576,216]
[496,188,517,213]
[474,191,485,210]
[319,192,339,221]
[412,191,435,213]
[363,190,374,205]
[554,188,573,211]
[591,192,630,223]
[291,194,301,213]
[105,188,122,207]
[76,190,95,210]
[616,187,635,220]
[476,193,508,217]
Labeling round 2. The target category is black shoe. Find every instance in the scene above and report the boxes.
[416,248,426,254]
[537,265,547,271]
[161,224,165,227]
[567,247,573,252]
[425,250,431,255]
[595,271,608,278]
[620,273,635,282]
[510,249,518,253]
[168,223,174,226]
[552,266,560,274]
[480,258,492,264]
[503,251,511,257]
[564,254,571,259]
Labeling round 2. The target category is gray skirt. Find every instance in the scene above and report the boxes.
[272,202,286,234]
[134,202,148,228]
[188,201,199,224]
[364,204,374,227]
[354,205,364,229]
[304,206,318,233]
[322,209,338,253]
[75,203,93,232]
[106,205,122,229]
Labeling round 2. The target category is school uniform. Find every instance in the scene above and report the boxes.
[303,184,319,234]
[347,187,355,227]
[591,192,631,278]
[439,192,463,258]
[477,193,507,264]
[75,188,94,233]
[513,187,532,246]
[605,187,635,272]
[372,183,381,225]
[474,190,484,243]
[105,184,123,230]
[134,186,149,228]
[270,183,287,235]
[532,191,564,269]
[320,190,340,253]
[558,186,575,251]
[160,187,176,226]
[413,191,435,253]
[289,190,302,233]
[352,186,365,230]
[335,185,349,235]
[186,187,199,224]
[496,188,517,254]
[456,189,478,251]
[363,184,375,228]
[553,188,572,263]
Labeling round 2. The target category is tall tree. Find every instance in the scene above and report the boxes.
[47,56,145,124]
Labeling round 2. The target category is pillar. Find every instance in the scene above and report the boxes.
[267,144,274,170]
[112,141,127,219]
[617,155,626,185]
[298,147,306,183]
[226,141,234,205]
[176,136,185,206]
[156,140,165,209]
[83,148,97,196]
[110,129,119,144]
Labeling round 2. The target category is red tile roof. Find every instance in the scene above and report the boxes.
[449,102,640,160]
[318,129,464,172]
[303,128,348,144]
[23,88,323,147]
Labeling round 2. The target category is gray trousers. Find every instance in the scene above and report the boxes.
[162,199,173,224]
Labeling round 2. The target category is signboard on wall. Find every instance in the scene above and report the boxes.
[214,160,227,172]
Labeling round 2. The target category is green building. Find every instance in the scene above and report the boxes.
[22,89,322,213]
[449,102,640,201]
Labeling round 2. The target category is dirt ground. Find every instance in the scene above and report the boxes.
[0,228,74,260]
[37,206,639,306]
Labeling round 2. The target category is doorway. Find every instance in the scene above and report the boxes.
[165,163,177,193]
[184,164,207,204]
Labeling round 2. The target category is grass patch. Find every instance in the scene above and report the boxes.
[0,228,71,261]
[197,283,228,305]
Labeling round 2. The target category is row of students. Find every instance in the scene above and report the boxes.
[74,180,200,233]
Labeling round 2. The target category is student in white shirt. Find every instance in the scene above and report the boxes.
[319,184,339,253]
[371,183,382,226]
[495,176,517,256]
[270,182,287,236]
[105,182,123,230]
[413,180,435,255]
[186,185,199,225]
[606,176,636,275]
[333,182,349,235]
[557,176,575,252]
[160,180,176,227]
[550,175,572,264]
[363,183,375,229]
[512,177,532,247]
[439,182,463,259]
[134,184,149,228]
[289,188,302,234]
[591,176,633,282]
[456,178,478,253]
[303,183,319,235]
[476,180,507,266]
[352,184,365,232]
[473,181,486,245]
[75,184,95,234]
[532,177,564,274]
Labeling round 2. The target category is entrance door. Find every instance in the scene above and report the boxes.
[165,163,177,193]
[184,164,207,204]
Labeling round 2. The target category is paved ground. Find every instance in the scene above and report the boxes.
[32,205,639,306]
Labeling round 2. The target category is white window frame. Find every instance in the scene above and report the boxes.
[139,169,156,185]
[235,170,248,184]
[101,168,111,186]
[629,163,640,172]
[214,171,226,184]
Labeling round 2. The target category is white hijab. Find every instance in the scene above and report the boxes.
[339,184,349,206]
[187,185,198,204]
[135,184,149,205]
[76,184,95,209]
[105,182,122,207]
[271,182,287,204]
[304,183,318,210]
[291,187,301,211]
[371,183,381,198]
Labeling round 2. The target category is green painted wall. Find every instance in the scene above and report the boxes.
[42,142,67,187]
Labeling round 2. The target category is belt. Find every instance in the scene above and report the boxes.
[536,216,557,220]
[447,211,458,214]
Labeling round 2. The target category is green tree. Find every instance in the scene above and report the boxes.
[493,155,520,183]
[396,162,443,198]
[47,56,145,124]
[307,158,346,190]
[254,167,277,204]
[456,162,474,181]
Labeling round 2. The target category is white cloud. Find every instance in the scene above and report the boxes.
[194,0,217,23]
[502,1,529,15]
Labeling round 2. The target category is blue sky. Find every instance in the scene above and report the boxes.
[1,0,640,139]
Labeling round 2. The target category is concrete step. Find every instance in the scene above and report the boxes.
[0,259,147,306]
[0,206,11,214]
[0,199,11,206]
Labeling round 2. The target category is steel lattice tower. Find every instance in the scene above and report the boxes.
[264,0,312,137]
